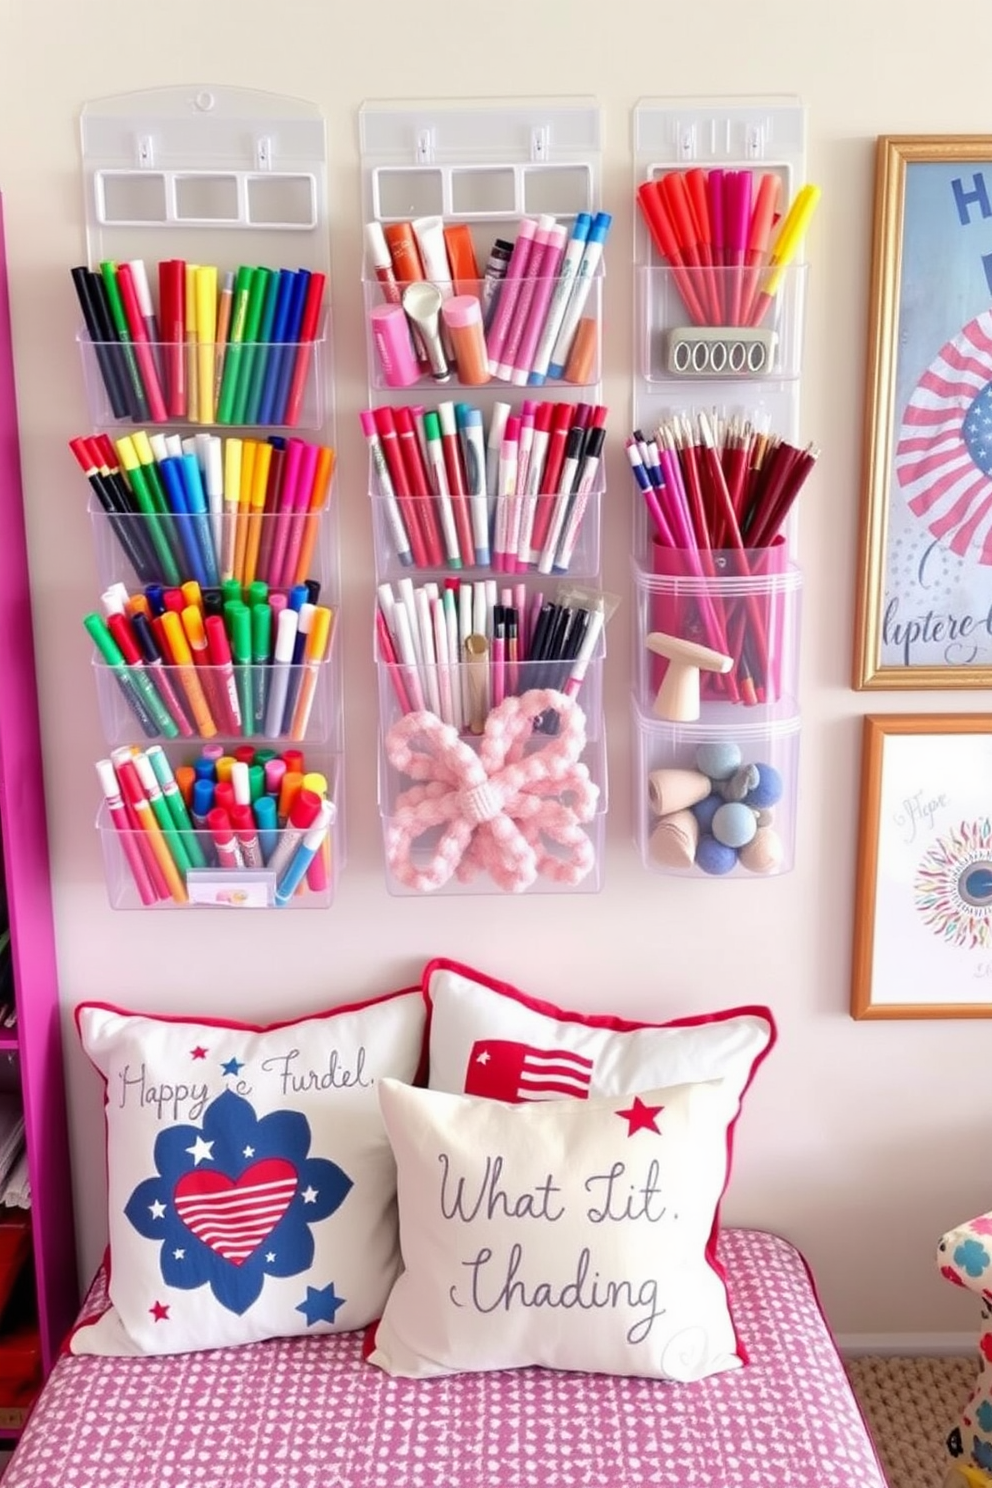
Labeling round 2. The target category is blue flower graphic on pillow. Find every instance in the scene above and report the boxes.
[955,1238,991,1279]
[974,1435,992,1472]
[125,1090,352,1315]
[976,1400,992,1434]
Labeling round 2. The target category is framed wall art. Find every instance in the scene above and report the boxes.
[854,136,992,689]
[851,714,992,1018]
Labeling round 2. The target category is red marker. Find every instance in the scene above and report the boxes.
[283,272,327,428]
[95,758,159,905]
[207,806,241,869]
[204,614,242,733]
[116,263,168,423]
[395,406,444,566]
[372,406,430,568]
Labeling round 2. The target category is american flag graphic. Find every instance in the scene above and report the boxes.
[896,311,992,564]
[173,1158,298,1265]
[464,1039,594,1103]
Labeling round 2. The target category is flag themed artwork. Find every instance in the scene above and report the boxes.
[464,1040,594,1102]
[71,991,426,1357]
[857,138,992,687]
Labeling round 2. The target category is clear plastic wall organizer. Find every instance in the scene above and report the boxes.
[629,97,811,881]
[77,88,334,433]
[361,100,612,897]
[77,86,346,908]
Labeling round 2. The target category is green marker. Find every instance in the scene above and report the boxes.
[228,603,254,739]
[217,266,255,425]
[133,754,192,875]
[231,268,272,426]
[84,613,176,739]
[246,580,269,610]
[244,268,282,425]
[99,261,149,421]
[146,746,207,869]
[131,432,172,516]
[251,602,272,735]
[423,411,462,569]
[115,437,182,585]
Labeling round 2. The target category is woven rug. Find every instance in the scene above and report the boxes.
[847,1355,975,1488]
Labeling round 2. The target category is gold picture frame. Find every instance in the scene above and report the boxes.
[852,713,992,1018]
[854,136,992,689]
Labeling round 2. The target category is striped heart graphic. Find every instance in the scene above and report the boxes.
[174,1159,298,1265]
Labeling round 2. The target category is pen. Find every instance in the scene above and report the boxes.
[362,409,412,567]
[528,214,591,386]
[547,212,611,380]
[459,407,490,567]
[423,410,461,569]
[274,798,334,906]
[70,266,131,419]
[486,218,538,376]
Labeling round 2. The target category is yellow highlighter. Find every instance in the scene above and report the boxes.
[289,606,333,741]
[749,183,821,327]
[195,265,218,424]
[160,610,217,738]
[184,264,200,424]
[242,440,272,588]
[233,439,256,586]
[221,436,243,583]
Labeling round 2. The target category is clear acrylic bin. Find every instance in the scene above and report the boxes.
[77,316,330,431]
[363,274,602,393]
[92,624,341,748]
[378,716,607,897]
[96,753,343,910]
[87,494,335,593]
[369,473,602,581]
[376,637,606,746]
[631,542,802,716]
[632,700,800,878]
[635,264,806,384]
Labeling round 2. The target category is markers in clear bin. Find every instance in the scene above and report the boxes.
[376,576,615,732]
[70,260,326,426]
[69,431,334,590]
[97,744,335,907]
[360,400,606,575]
[365,211,611,388]
[84,578,334,742]
[627,410,818,705]
[636,172,820,328]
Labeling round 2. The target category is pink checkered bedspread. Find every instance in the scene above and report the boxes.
[2,1228,885,1488]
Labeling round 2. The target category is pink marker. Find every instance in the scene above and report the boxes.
[511,223,568,386]
[96,758,159,905]
[495,215,556,382]
[485,218,538,377]
[279,439,319,588]
[266,437,304,590]
[508,405,536,572]
[493,414,520,572]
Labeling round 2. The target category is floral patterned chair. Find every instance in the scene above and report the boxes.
[939,1211,992,1486]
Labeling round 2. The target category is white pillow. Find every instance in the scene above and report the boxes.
[72,989,426,1357]
[369,1075,745,1380]
[425,958,774,1106]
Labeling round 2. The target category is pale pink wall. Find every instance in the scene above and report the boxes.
[0,0,985,1344]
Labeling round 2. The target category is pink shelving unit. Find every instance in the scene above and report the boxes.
[0,194,78,1403]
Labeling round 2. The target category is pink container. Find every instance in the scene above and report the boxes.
[370,303,420,388]
[639,538,800,711]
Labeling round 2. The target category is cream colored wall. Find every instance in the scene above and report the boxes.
[0,0,986,1342]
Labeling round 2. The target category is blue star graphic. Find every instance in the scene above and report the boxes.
[296,1282,346,1327]
[221,1057,245,1077]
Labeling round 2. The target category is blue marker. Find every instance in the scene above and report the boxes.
[254,794,279,863]
[272,269,311,423]
[179,452,220,587]
[529,212,591,385]
[257,271,297,426]
[546,211,611,382]
[274,800,334,906]
[159,457,208,588]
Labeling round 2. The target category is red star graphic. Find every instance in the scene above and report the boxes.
[149,1300,169,1322]
[190,1046,208,1060]
[615,1096,664,1136]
